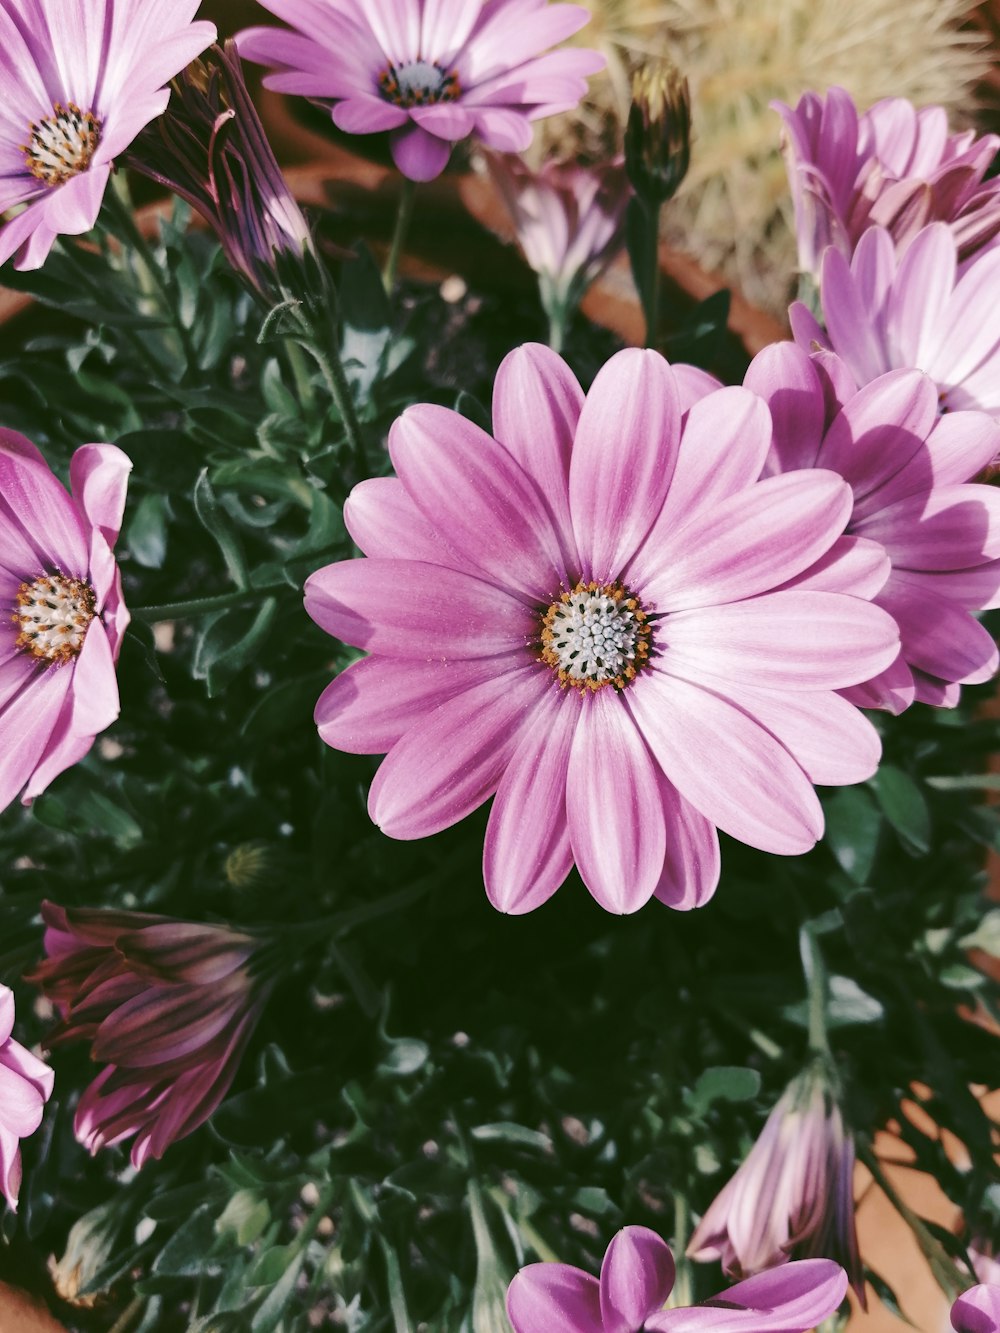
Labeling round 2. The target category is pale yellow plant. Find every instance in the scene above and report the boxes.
[542,0,993,314]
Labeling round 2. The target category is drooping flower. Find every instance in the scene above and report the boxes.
[744,341,1000,710]
[0,0,216,271]
[790,223,1000,419]
[507,1224,849,1332]
[306,343,899,916]
[687,1061,864,1303]
[0,983,53,1210]
[128,40,317,306]
[487,152,630,342]
[0,430,132,811]
[774,87,1000,283]
[27,903,270,1167]
[237,0,605,182]
[951,1284,1000,1333]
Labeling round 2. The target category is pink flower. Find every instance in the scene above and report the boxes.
[0,431,132,810]
[305,343,899,916]
[774,87,1000,282]
[487,152,631,325]
[951,1285,1000,1333]
[237,0,605,182]
[27,903,269,1168]
[687,1063,864,1303]
[507,1225,848,1332]
[790,223,1000,419]
[0,0,216,270]
[744,342,1000,710]
[0,983,53,1210]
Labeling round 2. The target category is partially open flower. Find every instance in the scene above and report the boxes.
[774,87,1000,283]
[625,59,691,207]
[238,0,605,182]
[687,1061,864,1303]
[28,903,270,1167]
[507,1224,848,1331]
[128,40,317,305]
[0,431,132,810]
[0,983,53,1210]
[0,0,216,270]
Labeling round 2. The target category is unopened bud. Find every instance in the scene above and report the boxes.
[625,60,691,205]
[225,839,283,892]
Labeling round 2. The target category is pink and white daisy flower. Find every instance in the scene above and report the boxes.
[237,0,605,182]
[507,1225,848,1332]
[305,344,900,916]
[0,431,131,810]
[745,342,1000,710]
[0,0,216,270]
[774,87,1000,282]
[0,983,53,1210]
[790,223,1000,419]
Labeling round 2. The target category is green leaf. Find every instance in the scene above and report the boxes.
[339,244,392,398]
[470,1122,553,1153]
[377,1037,430,1078]
[251,1251,306,1332]
[215,1190,271,1247]
[124,492,170,569]
[870,765,931,854]
[193,468,250,589]
[960,908,1000,957]
[823,785,882,883]
[152,1207,219,1276]
[685,1066,762,1117]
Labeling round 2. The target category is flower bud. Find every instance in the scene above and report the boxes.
[625,60,691,205]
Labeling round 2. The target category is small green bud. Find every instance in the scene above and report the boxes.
[224,839,283,892]
[625,60,691,206]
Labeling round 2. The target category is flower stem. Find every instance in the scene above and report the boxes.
[626,194,663,348]
[294,313,368,478]
[383,177,417,294]
[133,585,288,621]
[800,925,832,1058]
[671,1193,693,1307]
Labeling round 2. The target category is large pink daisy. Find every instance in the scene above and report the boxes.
[0,430,131,810]
[237,0,604,181]
[0,0,216,271]
[305,345,899,915]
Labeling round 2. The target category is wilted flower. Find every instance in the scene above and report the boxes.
[624,59,691,207]
[0,430,132,811]
[487,153,630,343]
[237,0,605,182]
[0,0,215,270]
[128,40,316,305]
[49,1195,135,1308]
[0,983,53,1210]
[951,1284,1000,1333]
[775,87,1000,283]
[306,343,898,916]
[28,903,270,1167]
[687,1061,864,1302]
[507,1224,849,1331]
[791,224,1000,419]
[744,342,1000,710]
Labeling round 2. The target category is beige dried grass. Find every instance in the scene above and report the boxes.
[541,0,994,314]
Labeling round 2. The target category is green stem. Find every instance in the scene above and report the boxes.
[547,303,567,355]
[133,584,288,621]
[284,338,318,415]
[103,182,197,367]
[383,177,417,294]
[800,925,832,1058]
[107,1296,145,1333]
[295,320,367,478]
[644,199,662,349]
[671,1193,693,1307]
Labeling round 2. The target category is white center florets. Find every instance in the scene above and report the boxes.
[21,103,101,186]
[540,581,652,692]
[378,60,461,108]
[14,575,96,663]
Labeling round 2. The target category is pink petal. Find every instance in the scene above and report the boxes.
[315,654,501,754]
[744,343,827,475]
[839,653,916,715]
[390,123,452,181]
[859,410,1000,513]
[566,690,665,913]
[654,775,721,911]
[628,671,823,855]
[19,691,94,804]
[369,665,548,839]
[484,687,577,914]
[43,163,110,235]
[880,574,999,684]
[0,665,73,813]
[472,107,534,151]
[673,363,723,413]
[887,223,957,370]
[388,404,568,598]
[507,1264,603,1333]
[410,104,476,140]
[68,618,120,738]
[600,1226,676,1333]
[0,989,12,1045]
[646,1259,848,1333]
[854,484,1000,570]
[304,558,536,657]
[951,1284,1000,1333]
[0,1037,54,1104]
[332,97,410,134]
[492,343,583,573]
[821,244,891,385]
[344,477,448,563]
[0,1128,22,1209]
[0,1060,45,1138]
[570,349,681,583]
[638,472,853,612]
[778,535,890,598]
[720,686,882,785]
[0,428,89,576]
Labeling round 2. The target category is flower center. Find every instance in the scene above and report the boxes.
[14,575,96,663]
[378,60,461,108]
[21,103,101,186]
[539,581,652,692]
